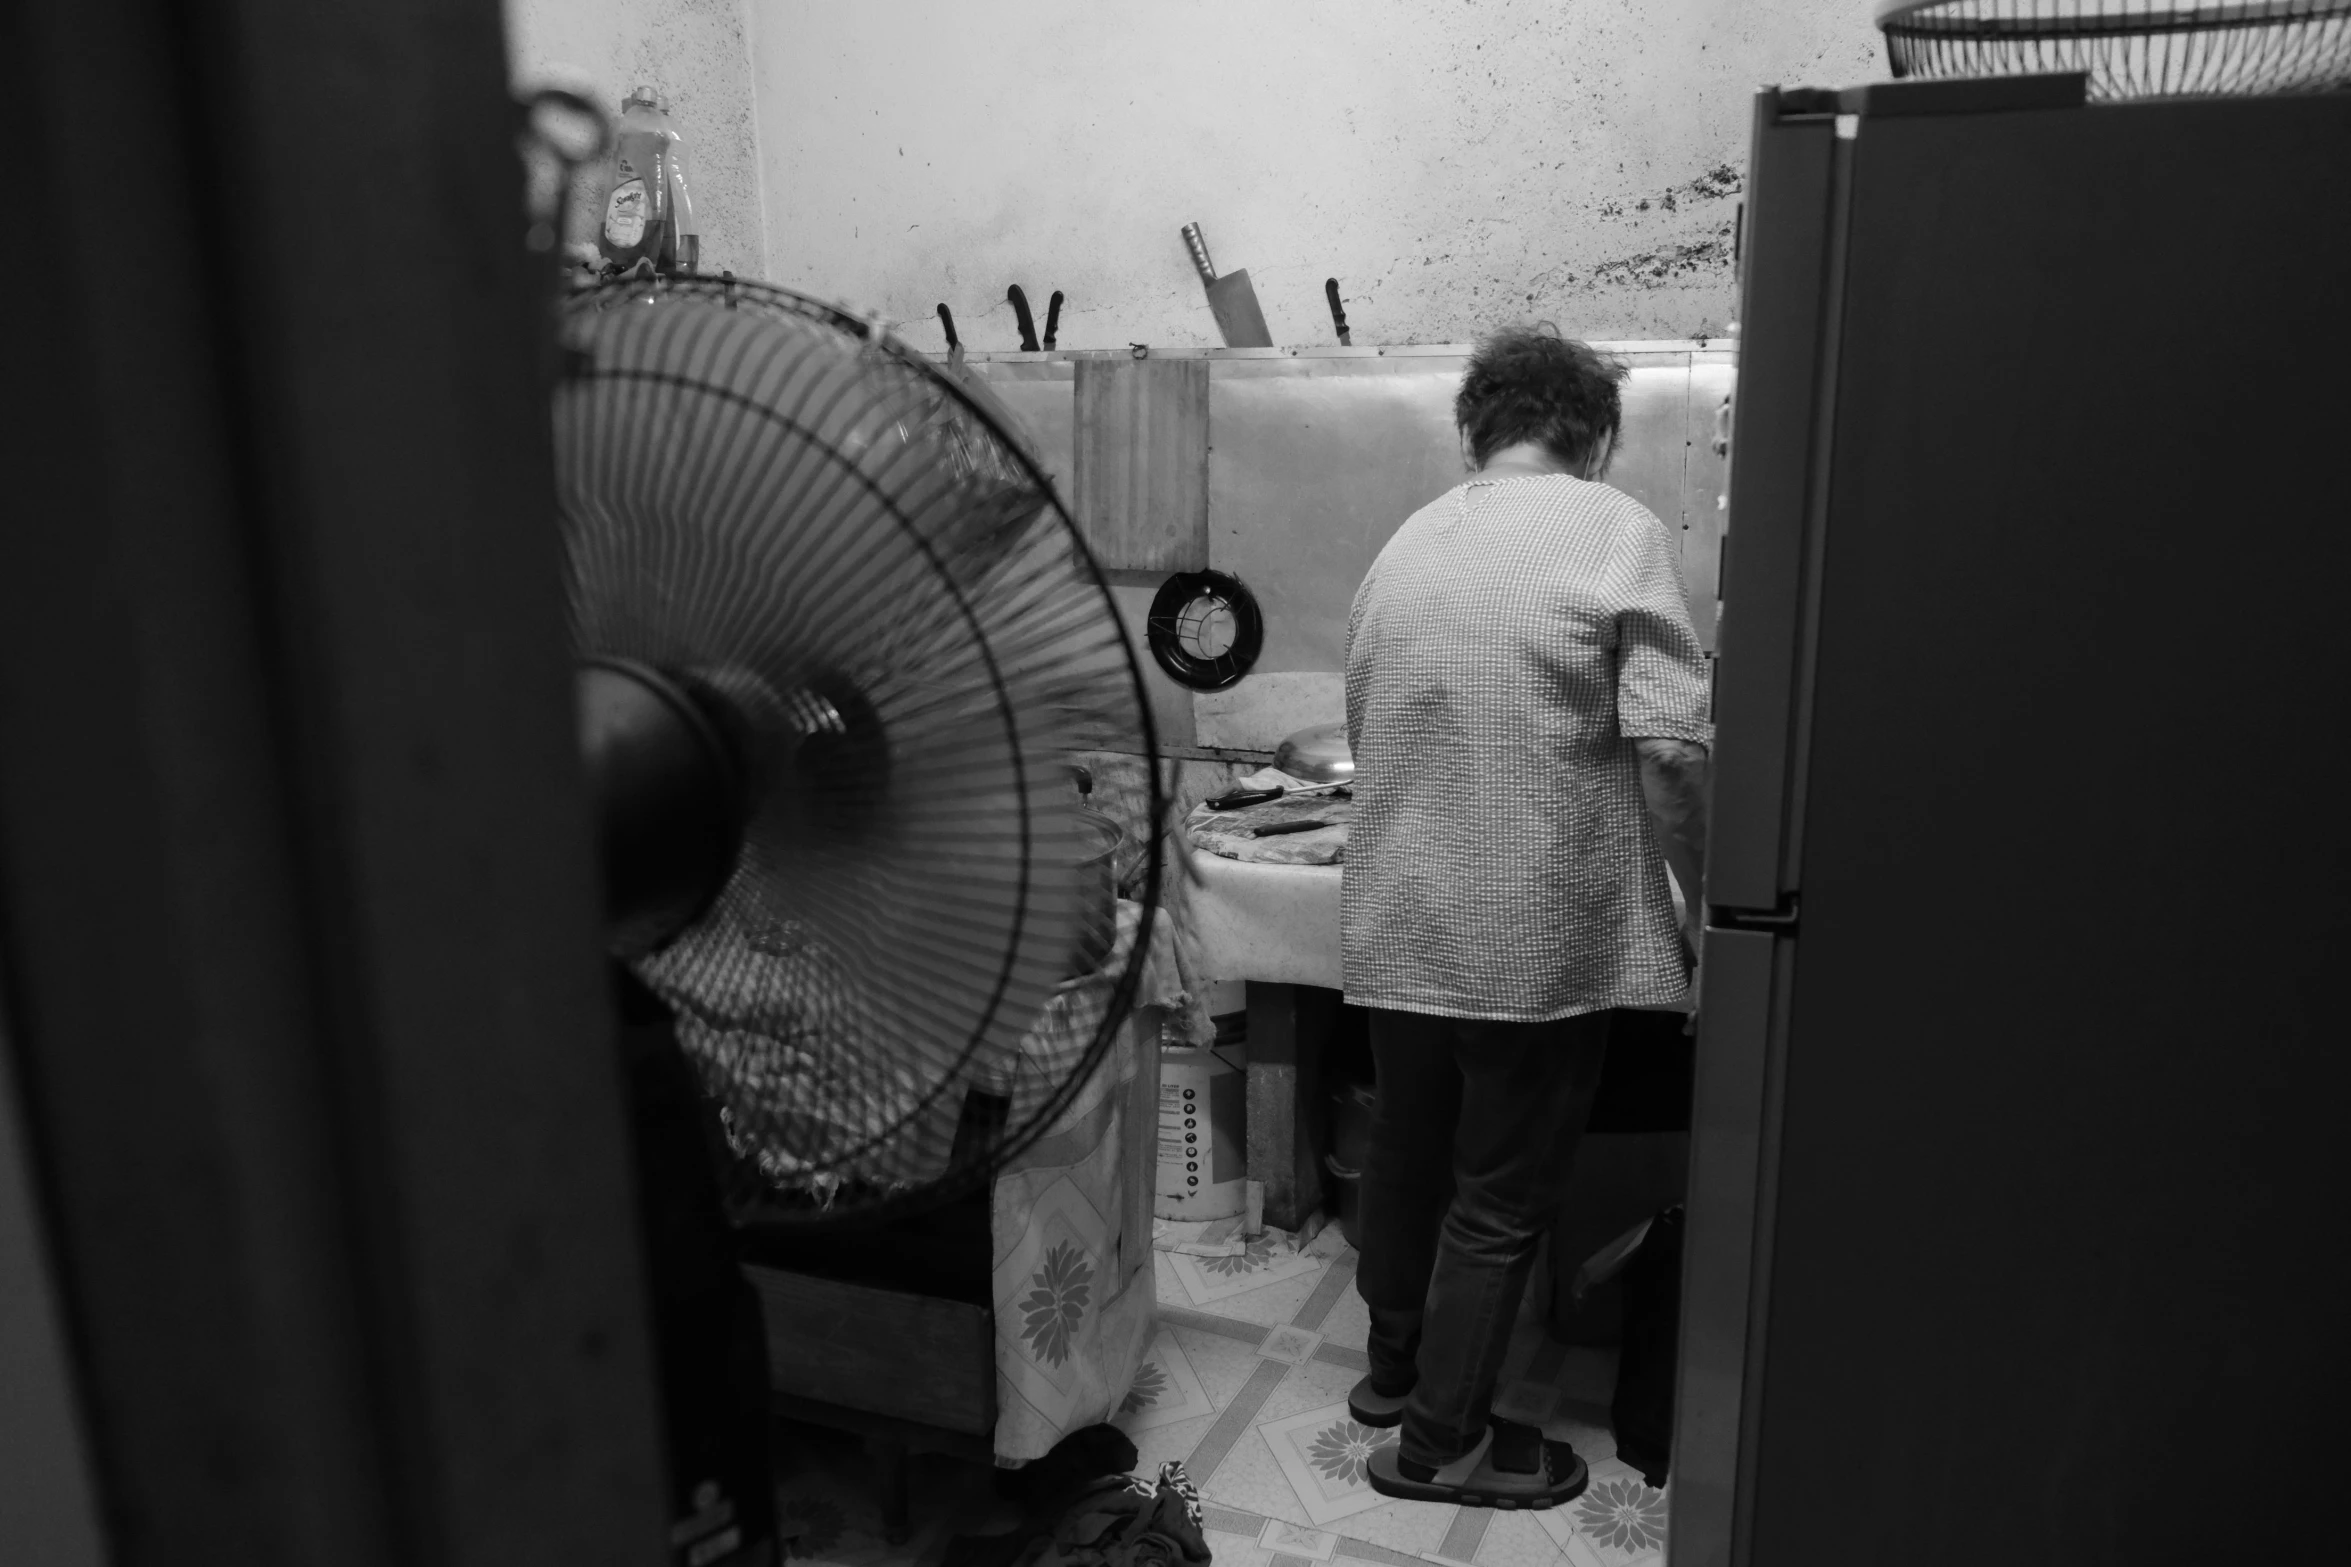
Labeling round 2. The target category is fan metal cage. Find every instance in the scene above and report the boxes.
[1878,0,2351,97]
[556,273,1165,1228]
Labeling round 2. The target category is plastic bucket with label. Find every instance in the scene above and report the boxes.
[1156,1044,1247,1220]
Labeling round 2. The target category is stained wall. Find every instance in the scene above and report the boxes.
[744,0,1884,350]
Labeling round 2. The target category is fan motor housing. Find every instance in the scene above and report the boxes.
[578,658,747,957]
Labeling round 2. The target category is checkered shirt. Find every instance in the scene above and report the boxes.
[1341,474,1712,1021]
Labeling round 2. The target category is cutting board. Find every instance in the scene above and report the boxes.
[1071,356,1210,571]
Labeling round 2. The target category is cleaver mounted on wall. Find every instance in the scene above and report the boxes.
[1181,222,1274,348]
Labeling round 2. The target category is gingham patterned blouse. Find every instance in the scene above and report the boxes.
[1341,474,1712,1021]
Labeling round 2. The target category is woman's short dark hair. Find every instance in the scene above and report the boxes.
[1454,325,1628,469]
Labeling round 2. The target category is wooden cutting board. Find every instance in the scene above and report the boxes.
[1071,356,1210,571]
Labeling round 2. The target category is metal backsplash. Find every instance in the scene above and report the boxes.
[946,345,1734,752]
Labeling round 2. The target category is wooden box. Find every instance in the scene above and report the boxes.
[746,1264,996,1438]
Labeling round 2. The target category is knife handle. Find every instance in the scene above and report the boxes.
[1043,290,1063,350]
[1181,223,1218,286]
[1007,285,1039,351]
[1205,786,1284,812]
[1325,278,1350,344]
[936,302,959,351]
[1253,817,1334,838]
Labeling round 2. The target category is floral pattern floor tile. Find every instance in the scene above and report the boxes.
[1166,1232,1329,1307]
[778,1226,1678,1567]
[1139,1235,1681,1567]
[1113,1326,1217,1431]
[1258,1400,1402,1526]
[1476,1509,1577,1567]
[1163,1318,1278,1408]
[1316,1275,1372,1351]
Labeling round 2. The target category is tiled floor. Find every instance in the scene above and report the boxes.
[771,1226,1670,1566]
[1129,1226,1669,1567]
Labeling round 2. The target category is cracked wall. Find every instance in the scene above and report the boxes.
[746,0,1882,350]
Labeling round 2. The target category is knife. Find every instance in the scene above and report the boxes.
[1180,223,1274,348]
[1325,278,1351,346]
[936,302,960,351]
[1043,290,1064,351]
[1008,284,1039,351]
[1205,782,1350,811]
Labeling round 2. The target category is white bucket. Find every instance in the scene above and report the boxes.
[1156,1043,1247,1220]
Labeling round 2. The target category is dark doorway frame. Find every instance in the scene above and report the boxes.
[0,1,669,1561]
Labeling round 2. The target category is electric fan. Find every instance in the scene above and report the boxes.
[558,272,1166,1229]
[1877,0,2351,96]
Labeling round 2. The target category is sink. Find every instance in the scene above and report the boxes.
[1185,853,1342,988]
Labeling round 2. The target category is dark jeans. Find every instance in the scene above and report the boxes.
[1356,1006,1615,1469]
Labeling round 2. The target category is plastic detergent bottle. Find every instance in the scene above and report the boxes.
[597,87,700,275]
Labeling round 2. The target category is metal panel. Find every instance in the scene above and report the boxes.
[1707,99,1840,915]
[1208,361,1466,673]
[953,346,1736,715]
[964,358,1077,510]
[1207,352,1708,673]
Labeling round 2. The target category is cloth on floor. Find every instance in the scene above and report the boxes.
[1184,766,1351,865]
[1009,1462,1211,1567]
[946,1426,1144,1567]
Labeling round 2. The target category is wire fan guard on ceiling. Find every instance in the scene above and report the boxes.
[1877,0,2351,96]
[555,274,1162,1224]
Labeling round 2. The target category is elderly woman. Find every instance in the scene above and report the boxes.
[1344,327,1711,1508]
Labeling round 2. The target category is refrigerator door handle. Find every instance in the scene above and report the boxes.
[1707,98,1846,913]
[1710,897,1800,931]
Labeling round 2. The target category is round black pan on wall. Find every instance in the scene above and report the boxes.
[1146,570,1263,692]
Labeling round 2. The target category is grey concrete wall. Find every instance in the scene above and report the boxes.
[505,0,770,280]
[746,0,1883,351]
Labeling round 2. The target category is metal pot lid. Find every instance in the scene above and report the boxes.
[1273,722,1353,785]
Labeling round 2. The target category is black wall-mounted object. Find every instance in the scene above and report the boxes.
[1146,569,1263,692]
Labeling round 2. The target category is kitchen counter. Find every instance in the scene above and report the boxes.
[1186,851,1343,990]
[1184,844,1689,1230]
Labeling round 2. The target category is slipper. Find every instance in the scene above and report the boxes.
[1366,1419,1588,1510]
[1347,1375,1412,1428]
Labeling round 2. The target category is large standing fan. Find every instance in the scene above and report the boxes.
[552,272,1163,1567]
[560,272,1164,1223]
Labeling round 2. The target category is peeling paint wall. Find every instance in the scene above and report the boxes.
[746,0,1882,350]
[504,0,769,279]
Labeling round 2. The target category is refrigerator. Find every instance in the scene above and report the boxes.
[1671,74,2351,1565]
